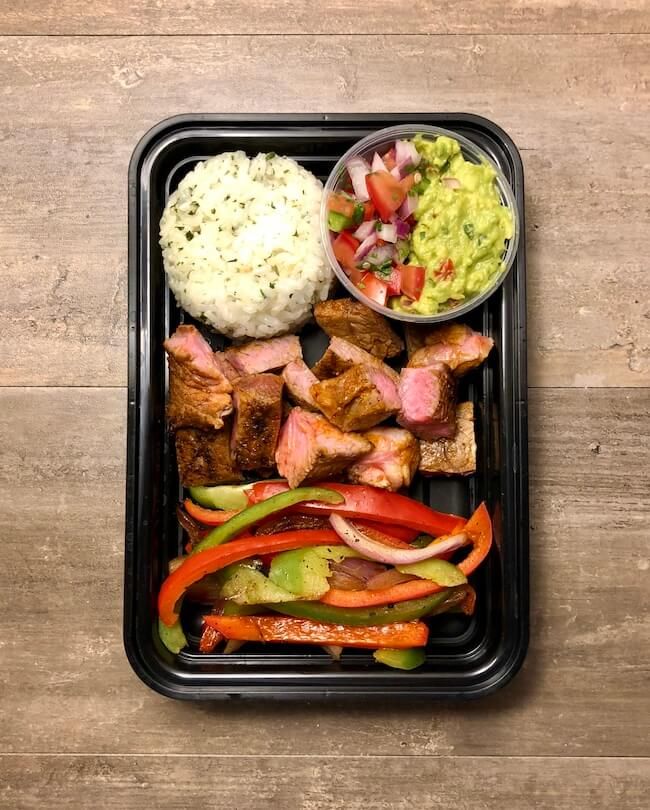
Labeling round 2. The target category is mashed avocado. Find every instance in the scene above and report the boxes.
[397,134,513,315]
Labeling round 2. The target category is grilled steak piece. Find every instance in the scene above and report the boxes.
[225,334,302,375]
[231,373,284,470]
[347,427,420,491]
[312,336,400,385]
[311,364,401,432]
[397,362,457,440]
[164,325,233,431]
[406,323,493,376]
[314,298,404,359]
[419,402,477,476]
[282,359,319,410]
[213,351,241,383]
[175,421,243,486]
[275,407,372,488]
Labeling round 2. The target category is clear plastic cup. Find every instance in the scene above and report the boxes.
[320,124,520,323]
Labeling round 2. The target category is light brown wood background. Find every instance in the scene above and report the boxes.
[1,3,649,808]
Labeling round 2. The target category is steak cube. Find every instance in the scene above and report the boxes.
[282,359,319,410]
[275,408,372,488]
[312,337,400,385]
[347,427,420,491]
[175,421,243,486]
[231,373,284,470]
[314,298,403,359]
[406,323,493,376]
[311,364,401,432]
[419,402,477,476]
[397,363,457,440]
[225,334,302,375]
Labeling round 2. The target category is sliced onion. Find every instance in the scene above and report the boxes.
[354,231,378,261]
[323,644,343,661]
[330,514,468,565]
[334,557,386,581]
[442,177,462,189]
[346,156,371,201]
[395,139,421,169]
[398,193,418,219]
[378,223,397,243]
[371,152,387,172]
[328,569,366,591]
[366,569,417,591]
[353,219,377,241]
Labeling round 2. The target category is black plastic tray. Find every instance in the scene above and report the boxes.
[125,113,529,699]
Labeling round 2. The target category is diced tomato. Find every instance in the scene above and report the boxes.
[358,273,389,306]
[348,266,364,285]
[386,266,402,296]
[362,200,376,221]
[399,174,416,194]
[332,231,360,272]
[366,171,407,221]
[435,258,455,280]
[328,193,356,219]
[382,147,397,171]
[398,263,426,300]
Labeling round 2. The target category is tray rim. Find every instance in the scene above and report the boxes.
[125,112,529,700]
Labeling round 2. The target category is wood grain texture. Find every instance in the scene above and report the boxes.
[2,1,649,35]
[1,387,648,758]
[1,755,649,810]
[1,34,649,387]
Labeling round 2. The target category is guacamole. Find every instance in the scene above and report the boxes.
[396,135,513,315]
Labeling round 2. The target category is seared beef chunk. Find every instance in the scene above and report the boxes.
[397,362,457,440]
[311,364,400,432]
[175,421,242,486]
[275,407,372,488]
[406,323,493,376]
[213,351,241,383]
[282,359,319,410]
[419,402,477,476]
[164,325,232,431]
[312,336,400,385]
[314,299,404,359]
[347,427,420,491]
[231,373,284,470]
[225,335,301,375]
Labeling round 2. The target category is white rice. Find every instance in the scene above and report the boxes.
[160,151,332,339]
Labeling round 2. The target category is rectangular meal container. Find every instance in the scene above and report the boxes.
[125,113,529,699]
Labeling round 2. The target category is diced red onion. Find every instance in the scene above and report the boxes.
[330,515,468,564]
[377,223,397,243]
[398,193,418,219]
[393,218,411,239]
[354,231,378,261]
[353,219,377,241]
[390,165,402,180]
[371,152,387,172]
[363,244,394,267]
[442,177,462,189]
[395,139,421,168]
[346,156,371,201]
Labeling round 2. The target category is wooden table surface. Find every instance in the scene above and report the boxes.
[1,3,649,807]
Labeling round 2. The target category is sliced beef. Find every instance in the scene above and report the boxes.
[175,421,243,486]
[164,325,233,432]
[275,407,372,488]
[282,359,319,410]
[311,364,400,432]
[314,298,404,359]
[347,427,420,492]
[419,402,476,476]
[231,373,284,470]
[312,336,400,385]
[406,323,493,376]
[225,334,302,375]
[397,362,457,440]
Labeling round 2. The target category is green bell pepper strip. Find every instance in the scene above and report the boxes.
[266,586,470,627]
[191,487,345,555]
[373,648,426,670]
[158,617,188,654]
[189,485,251,511]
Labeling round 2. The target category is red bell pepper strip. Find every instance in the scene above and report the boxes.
[320,503,492,608]
[158,529,342,627]
[249,482,463,537]
[184,499,239,525]
[203,614,429,650]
